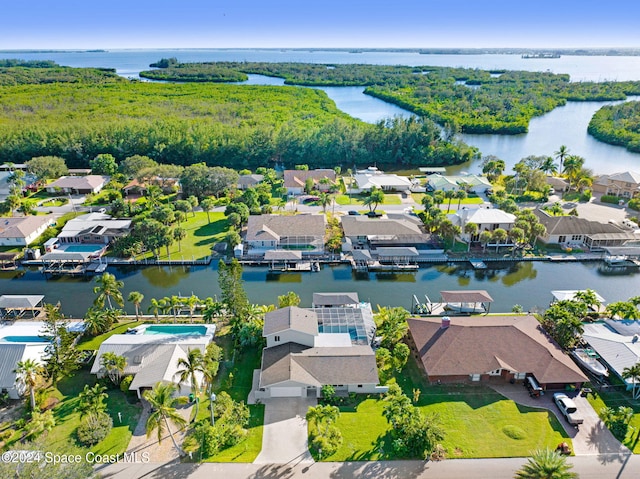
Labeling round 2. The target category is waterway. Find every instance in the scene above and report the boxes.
[2,261,639,318]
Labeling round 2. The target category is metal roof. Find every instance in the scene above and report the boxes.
[440,290,494,303]
[312,292,360,307]
[264,250,303,261]
[0,295,45,309]
[551,290,606,303]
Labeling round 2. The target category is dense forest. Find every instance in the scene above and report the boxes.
[588,101,640,152]
[139,61,640,134]
[0,61,121,86]
[0,65,477,169]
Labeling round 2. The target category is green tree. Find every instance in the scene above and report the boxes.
[444,189,456,212]
[600,405,634,440]
[90,153,118,175]
[225,229,242,249]
[278,291,301,308]
[40,304,80,387]
[218,258,249,318]
[25,410,56,439]
[174,348,204,422]
[606,301,640,319]
[144,382,188,456]
[93,272,125,310]
[491,228,508,252]
[173,226,187,251]
[120,154,157,177]
[554,145,570,174]
[479,230,493,252]
[362,187,385,213]
[100,351,127,386]
[83,307,110,336]
[375,306,410,349]
[318,192,332,213]
[128,291,144,319]
[14,358,44,411]
[454,189,467,210]
[26,155,68,180]
[514,448,577,479]
[200,197,215,223]
[76,383,108,418]
[622,362,640,400]
[540,156,558,175]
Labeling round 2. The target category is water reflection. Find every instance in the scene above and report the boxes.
[141,265,191,287]
[266,273,303,283]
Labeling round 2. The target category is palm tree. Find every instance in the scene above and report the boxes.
[144,382,187,456]
[362,187,385,213]
[318,192,332,213]
[554,145,570,174]
[479,230,493,253]
[622,362,640,400]
[562,155,585,190]
[606,301,640,319]
[100,351,127,386]
[14,359,43,411]
[76,383,108,418]
[200,197,215,223]
[433,190,445,209]
[174,348,204,421]
[173,227,186,252]
[128,291,144,319]
[540,157,558,175]
[83,307,109,336]
[186,294,199,322]
[444,189,456,212]
[515,448,577,479]
[203,300,224,323]
[492,228,508,252]
[464,222,478,251]
[454,190,467,210]
[93,272,124,310]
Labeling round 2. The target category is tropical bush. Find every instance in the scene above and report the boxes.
[76,412,113,446]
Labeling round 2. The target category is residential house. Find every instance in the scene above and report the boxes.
[407,315,587,390]
[237,174,264,190]
[533,209,638,249]
[283,169,336,195]
[583,321,640,394]
[351,167,413,194]
[91,325,215,398]
[593,171,640,198]
[449,207,516,243]
[546,176,569,193]
[426,173,492,194]
[0,215,55,247]
[122,179,148,197]
[0,321,83,399]
[46,175,109,195]
[244,214,326,255]
[56,212,132,244]
[341,215,432,251]
[255,298,386,399]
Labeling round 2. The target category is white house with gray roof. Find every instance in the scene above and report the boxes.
[244,214,326,255]
[449,206,516,243]
[255,298,386,399]
[46,175,109,195]
[57,212,132,244]
[0,215,55,247]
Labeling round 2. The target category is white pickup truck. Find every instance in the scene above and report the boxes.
[553,393,584,427]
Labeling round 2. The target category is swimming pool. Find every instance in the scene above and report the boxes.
[1,336,50,343]
[62,245,105,253]
[143,325,208,336]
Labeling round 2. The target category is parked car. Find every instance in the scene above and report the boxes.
[553,393,584,427]
[348,210,360,216]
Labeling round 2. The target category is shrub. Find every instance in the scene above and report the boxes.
[601,194,625,204]
[120,375,133,394]
[77,412,112,446]
[628,198,640,211]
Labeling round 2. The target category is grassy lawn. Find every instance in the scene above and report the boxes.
[335,194,402,206]
[6,370,141,457]
[196,326,265,463]
[134,212,228,261]
[77,320,143,350]
[412,193,484,206]
[586,388,640,453]
[329,358,571,461]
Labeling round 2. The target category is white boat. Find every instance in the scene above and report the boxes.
[443,302,486,314]
[571,348,608,376]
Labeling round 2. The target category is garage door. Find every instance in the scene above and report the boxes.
[270,387,302,397]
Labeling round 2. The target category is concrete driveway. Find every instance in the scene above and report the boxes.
[492,383,630,457]
[253,397,316,465]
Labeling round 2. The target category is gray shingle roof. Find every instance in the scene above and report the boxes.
[341,216,424,237]
[245,214,326,242]
[408,315,587,385]
[259,342,379,388]
[534,209,625,236]
[263,307,319,336]
[312,292,360,307]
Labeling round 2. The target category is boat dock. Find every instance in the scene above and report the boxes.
[469,259,487,269]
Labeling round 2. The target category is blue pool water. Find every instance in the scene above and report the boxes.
[62,245,104,253]
[1,336,50,343]
[143,325,207,336]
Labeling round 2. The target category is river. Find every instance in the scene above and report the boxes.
[2,50,640,313]
[2,261,638,318]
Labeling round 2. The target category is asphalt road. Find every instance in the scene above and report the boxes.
[99,454,640,479]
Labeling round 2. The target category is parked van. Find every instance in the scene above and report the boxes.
[525,376,543,397]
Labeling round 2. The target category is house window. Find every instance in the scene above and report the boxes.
[470,374,480,382]
[515,372,526,380]
[558,235,566,243]
[492,224,499,230]
[489,369,501,376]
[357,384,363,388]
[274,335,280,342]
[571,235,582,241]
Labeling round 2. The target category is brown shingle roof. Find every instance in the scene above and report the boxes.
[534,209,624,236]
[48,175,107,190]
[408,315,587,385]
[263,307,319,336]
[259,342,379,388]
[440,290,493,303]
[283,169,336,189]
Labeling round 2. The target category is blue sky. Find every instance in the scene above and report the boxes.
[3,0,640,49]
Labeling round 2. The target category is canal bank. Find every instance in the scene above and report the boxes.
[2,260,639,318]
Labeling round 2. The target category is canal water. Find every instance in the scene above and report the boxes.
[2,261,638,318]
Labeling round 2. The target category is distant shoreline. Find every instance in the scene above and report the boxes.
[1,47,640,56]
